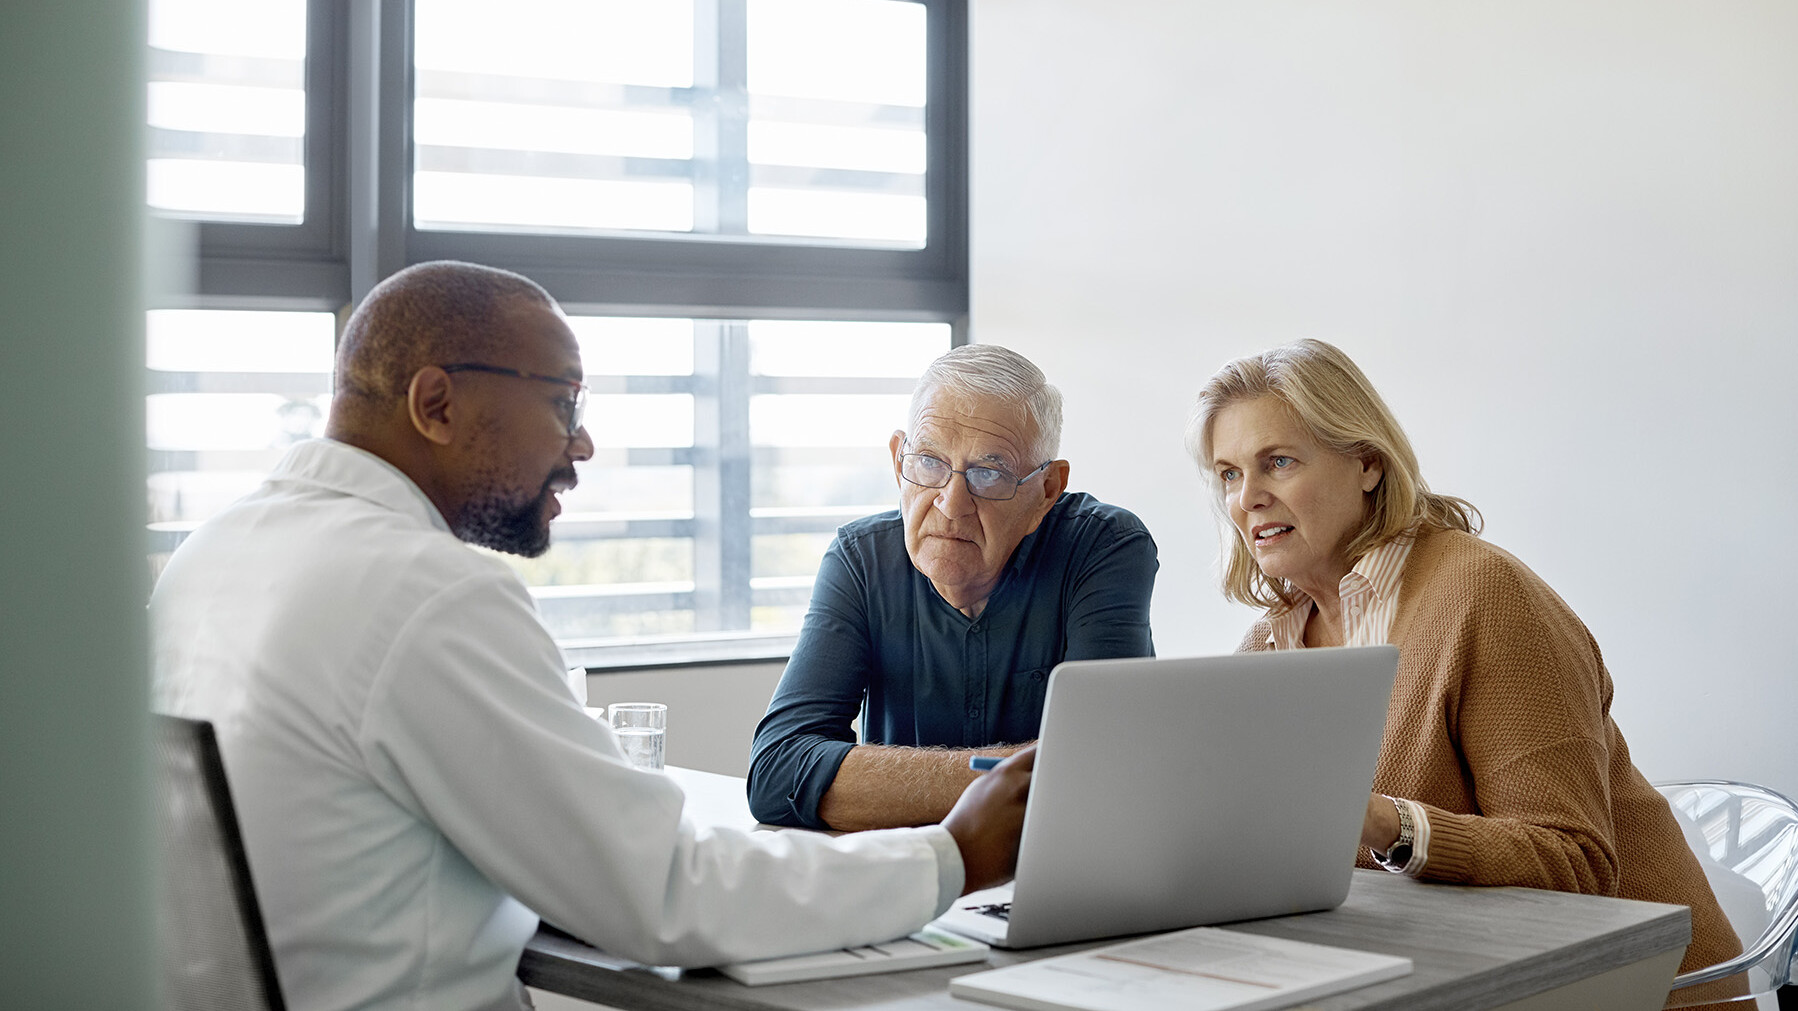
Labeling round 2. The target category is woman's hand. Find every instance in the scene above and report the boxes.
[1361,792,1401,852]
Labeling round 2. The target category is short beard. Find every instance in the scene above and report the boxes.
[453,468,573,557]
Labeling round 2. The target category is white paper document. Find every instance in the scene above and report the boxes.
[949,926,1413,1011]
[719,926,989,986]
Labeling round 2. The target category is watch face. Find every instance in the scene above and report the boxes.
[1388,844,1413,867]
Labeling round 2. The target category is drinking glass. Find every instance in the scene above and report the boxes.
[607,702,667,771]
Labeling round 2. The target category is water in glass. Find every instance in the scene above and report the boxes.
[615,726,665,771]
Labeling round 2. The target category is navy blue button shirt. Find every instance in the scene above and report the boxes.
[747,492,1158,828]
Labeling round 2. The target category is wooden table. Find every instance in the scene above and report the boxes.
[519,768,1689,1011]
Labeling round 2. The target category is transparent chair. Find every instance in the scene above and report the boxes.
[1657,780,1798,1009]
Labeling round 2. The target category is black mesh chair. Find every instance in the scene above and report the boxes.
[152,713,287,1011]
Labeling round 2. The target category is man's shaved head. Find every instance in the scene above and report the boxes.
[323,260,593,557]
[334,260,558,412]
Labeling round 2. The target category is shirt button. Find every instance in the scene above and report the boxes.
[967,708,980,719]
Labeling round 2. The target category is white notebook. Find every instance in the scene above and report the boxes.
[949,926,1412,1011]
[719,926,989,986]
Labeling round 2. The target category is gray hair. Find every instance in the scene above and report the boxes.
[908,344,1063,462]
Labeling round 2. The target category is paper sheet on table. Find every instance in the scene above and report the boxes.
[950,925,1412,1011]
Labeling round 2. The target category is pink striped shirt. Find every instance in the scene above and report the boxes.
[1264,532,1415,651]
[1262,530,1428,875]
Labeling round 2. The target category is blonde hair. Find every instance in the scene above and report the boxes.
[1186,339,1481,609]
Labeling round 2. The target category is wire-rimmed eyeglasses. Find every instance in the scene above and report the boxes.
[899,449,1052,501]
[440,363,588,436]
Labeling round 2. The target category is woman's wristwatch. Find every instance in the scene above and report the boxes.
[1373,795,1415,872]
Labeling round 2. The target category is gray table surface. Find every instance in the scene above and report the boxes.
[518,769,1691,1011]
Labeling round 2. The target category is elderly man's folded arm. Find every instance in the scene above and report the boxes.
[745,594,876,827]
[748,690,1027,831]
[816,742,1030,832]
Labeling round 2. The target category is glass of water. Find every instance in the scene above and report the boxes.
[607,702,667,771]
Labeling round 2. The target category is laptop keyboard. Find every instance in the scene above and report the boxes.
[968,902,1011,921]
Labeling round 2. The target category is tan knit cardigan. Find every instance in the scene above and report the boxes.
[1239,527,1741,980]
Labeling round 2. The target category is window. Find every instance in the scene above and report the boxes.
[147,0,309,222]
[146,310,336,580]
[411,0,929,245]
[509,317,947,653]
[145,0,967,666]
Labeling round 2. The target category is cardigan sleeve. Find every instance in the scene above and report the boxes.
[1404,552,1622,895]
[1236,619,1273,653]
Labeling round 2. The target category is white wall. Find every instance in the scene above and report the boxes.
[970,1,1798,799]
[587,662,785,776]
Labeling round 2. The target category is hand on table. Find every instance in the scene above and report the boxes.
[1361,791,1402,852]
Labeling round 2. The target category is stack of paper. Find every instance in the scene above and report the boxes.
[949,926,1412,1011]
[720,926,990,986]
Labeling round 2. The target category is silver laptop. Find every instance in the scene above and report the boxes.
[933,645,1398,949]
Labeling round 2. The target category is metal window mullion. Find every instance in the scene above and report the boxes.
[691,321,753,632]
[927,0,970,341]
[692,0,749,236]
[376,0,414,297]
[343,0,378,307]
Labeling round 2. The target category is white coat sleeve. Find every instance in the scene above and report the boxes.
[356,567,962,967]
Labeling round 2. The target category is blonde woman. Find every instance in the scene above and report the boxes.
[1190,339,1740,993]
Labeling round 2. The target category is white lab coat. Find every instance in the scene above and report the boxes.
[151,439,960,1011]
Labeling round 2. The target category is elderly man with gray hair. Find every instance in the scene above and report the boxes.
[748,344,1158,830]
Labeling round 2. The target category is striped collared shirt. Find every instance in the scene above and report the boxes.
[1263,530,1429,876]
[1265,532,1415,650]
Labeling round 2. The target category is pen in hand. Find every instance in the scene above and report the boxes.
[969,755,1001,772]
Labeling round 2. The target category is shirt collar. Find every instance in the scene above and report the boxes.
[1263,529,1417,647]
[1006,516,1048,576]
[1353,531,1413,607]
[269,438,453,534]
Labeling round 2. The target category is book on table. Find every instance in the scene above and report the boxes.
[719,926,989,986]
[948,925,1413,1011]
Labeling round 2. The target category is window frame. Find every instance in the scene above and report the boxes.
[394,0,967,317]
[184,0,968,317]
[164,0,351,306]
[155,0,969,668]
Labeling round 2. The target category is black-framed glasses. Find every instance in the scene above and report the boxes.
[899,449,1052,501]
[440,363,588,436]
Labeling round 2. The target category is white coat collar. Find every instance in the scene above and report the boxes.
[270,438,453,534]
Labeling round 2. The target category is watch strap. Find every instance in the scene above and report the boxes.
[1374,795,1416,873]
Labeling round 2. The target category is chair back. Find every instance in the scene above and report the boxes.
[1657,780,1798,1006]
[152,713,286,1011]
